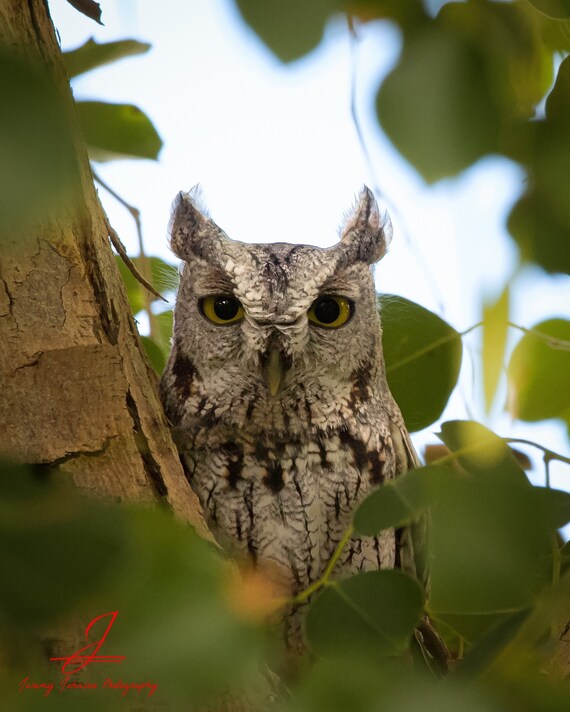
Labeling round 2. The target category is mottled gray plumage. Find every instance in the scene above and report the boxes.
[160,186,418,649]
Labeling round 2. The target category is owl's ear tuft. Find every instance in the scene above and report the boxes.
[169,186,214,261]
[340,186,392,265]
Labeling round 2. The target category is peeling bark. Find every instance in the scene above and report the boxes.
[0,0,210,540]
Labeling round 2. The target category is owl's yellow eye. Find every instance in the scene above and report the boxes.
[200,295,244,325]
[307,296,353,328]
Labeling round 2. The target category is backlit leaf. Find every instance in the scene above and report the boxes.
[377,24,500,181]
[0,52,78,239]
[482,285,510,413]
[76,101,162,161]
[378,1,550,181]
[234,0,341,62]
[507,319,570,426]
[64,38,151,78]
[438,420,527,483]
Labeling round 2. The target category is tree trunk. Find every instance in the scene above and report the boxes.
[0,0,209,540]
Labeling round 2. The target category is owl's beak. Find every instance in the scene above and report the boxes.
[264,347,285,397]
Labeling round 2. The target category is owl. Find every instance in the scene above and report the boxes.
[160,186,419,650]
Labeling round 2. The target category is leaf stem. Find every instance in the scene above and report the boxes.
[504,438,570,467]
[94,170,160,337]
[458,319,570,351]
[459,321,483,337]
[288,525,354,606]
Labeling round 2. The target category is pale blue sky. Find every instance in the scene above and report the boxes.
[50,0,569,499]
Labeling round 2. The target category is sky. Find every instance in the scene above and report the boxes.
[49,0,569,500]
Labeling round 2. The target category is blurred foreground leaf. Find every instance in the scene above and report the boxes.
[76,101,162,161]
[508,57,570,274]
[353,464,445,536]
[234,0,341,62]
[529,0,570,19]
[0,460,124,627]
[438,420,527,481]
[97,508,266,706]
[378,23,500,182]
[305,569,423,658]
[507,319,570,429]
[64,37,151,78]
[379,294,462,432]
[378,1,550,182]
[428,421,567,638]
[0,51,78,239]
[284,657,498,712]
[0,460,266,708]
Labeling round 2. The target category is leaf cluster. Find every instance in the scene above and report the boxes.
[234,0,570,275]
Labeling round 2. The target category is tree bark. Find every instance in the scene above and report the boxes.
[0,0,210,541]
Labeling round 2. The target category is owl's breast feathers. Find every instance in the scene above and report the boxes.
[161,349,412,595]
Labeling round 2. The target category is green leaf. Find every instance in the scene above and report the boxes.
[0,51,78,240]
[528,0,570,19]
[507,319,570,426]
[234,0,341,62]
[427,471,553,633]
[534,487,570,529]
[438,420,528,483]
[305,570,424,658]
[377,24,500,182]
[454,609,531,678]
[482,285,510,413]
[507,60,570,274]
[379,295,462,432]
[76,101,162,161]
[378,2,550,182]
[508,183,570,275]
[545,55,570,123]
[63,37,151,78]
[353,465,447,536]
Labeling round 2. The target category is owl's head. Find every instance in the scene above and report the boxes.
[165,186,392,430]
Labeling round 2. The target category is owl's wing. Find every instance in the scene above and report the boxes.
[390,421,427,586]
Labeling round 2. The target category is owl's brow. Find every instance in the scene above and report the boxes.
[318,272,359,297]
[193,268,236,295]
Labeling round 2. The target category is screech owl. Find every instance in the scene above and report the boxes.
[160,186,419,649]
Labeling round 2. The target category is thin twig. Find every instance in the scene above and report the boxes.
[95,171,165,329]
[504,438,570,467]
[507,322,570,351]
[104,218,166,303]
